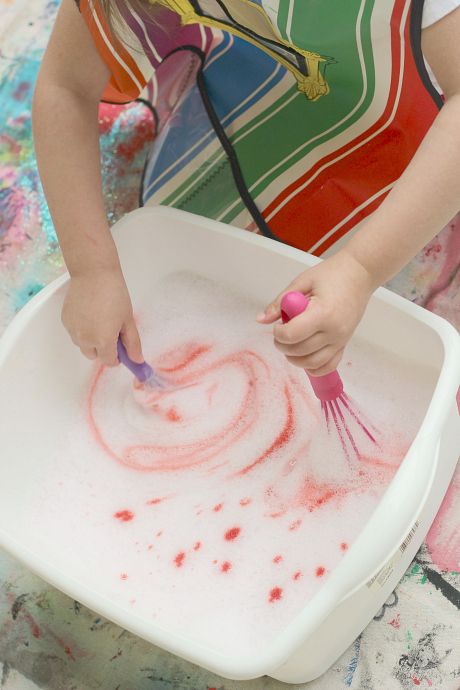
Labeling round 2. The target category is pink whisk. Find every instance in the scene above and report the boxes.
[280,291,378,460]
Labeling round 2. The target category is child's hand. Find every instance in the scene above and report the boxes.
[61,268,144,367]
[256,250,376,376]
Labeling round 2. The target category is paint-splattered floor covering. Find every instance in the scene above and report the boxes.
[0,0,459,688]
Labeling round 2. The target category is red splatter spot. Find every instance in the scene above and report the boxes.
[389,614,401,629]
[289,519,302,531]
[116,117,155,162]
[213,503,224,512]
[293,571,302,581]
[225,527,241,541]
[239,497,252,506]
[166,407,181,422]
[64,645,75,661]
[315,566,326,577]
[212,559,218,565]
[269,511,286,519]
[146,497,167,506]
[114,510,134,522]
[156,531,163,537]
[147,544,154,551]
[120,573,128,580]
[13,81,29,101]
[268,587,283,603]
[273,555,283,564]
[193,541,202,551]
[340,542,349,551]
[174,551,186,568]
[221,561,232,573]
[412,679,421,686]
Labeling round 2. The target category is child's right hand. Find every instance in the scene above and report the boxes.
[61,268,144,367]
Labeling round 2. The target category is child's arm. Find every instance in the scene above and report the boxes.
[33,0,143,366]
[260,7,460,376]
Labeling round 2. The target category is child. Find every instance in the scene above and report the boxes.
[32,0,460,375]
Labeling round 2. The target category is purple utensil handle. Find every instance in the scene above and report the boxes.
[117,337,154,383]
[280,291,344,402]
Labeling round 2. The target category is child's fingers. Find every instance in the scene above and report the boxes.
[273,304,323,344]
[273,331,327,357]
[80,345,97,360]
[287,346,344,376]
[120,319,144,363]
[256,273,314,324]
[97,339,119,367]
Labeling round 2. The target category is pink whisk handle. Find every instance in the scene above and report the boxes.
[280,291,344,402]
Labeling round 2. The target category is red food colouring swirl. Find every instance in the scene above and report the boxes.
[87,341,316,477]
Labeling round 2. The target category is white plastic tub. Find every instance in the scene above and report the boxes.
[0,206,459,684]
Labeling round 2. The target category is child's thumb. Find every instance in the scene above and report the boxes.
[120,319,144,363]
[256,274,314,324]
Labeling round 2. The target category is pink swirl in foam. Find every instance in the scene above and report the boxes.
[87,340,407,513]
[87,341,318,476]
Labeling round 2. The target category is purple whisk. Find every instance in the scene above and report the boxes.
[280,291,378,460]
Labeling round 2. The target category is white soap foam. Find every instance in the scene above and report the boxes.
[33,271,436,656]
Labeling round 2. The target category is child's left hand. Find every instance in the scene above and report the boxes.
[257,250,376,376]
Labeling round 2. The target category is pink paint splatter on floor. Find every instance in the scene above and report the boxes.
[315,566,326,577]
[213,503,224,512]
[293,571,302,581]
[388,613,401,629]
[220,561,232,573]
[426,469,460,570]
[273,555,283,564]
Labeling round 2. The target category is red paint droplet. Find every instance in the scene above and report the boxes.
[213,503,224,512]
[146,497,167,506]
[64,645,75,661]
[315,566,326,577]
[212,559,218,565]
[389,614,401,629]
[413,679,421,686]
[289,519,302,531]
[114,510,134,522]
[174,551,186,568]
[147,544,153,551]
[269,511,285,518]
[221,561,232,573]
[156,531,163,537]
[193,541,202,551]
[268,587,283,603]
[273,555,283,564]
[166,407,181,422]
[120,573,128,580]
[224,526,241,541]
[239,497,252,506]
[293,571,302,581]
[340,542,349,551]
